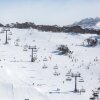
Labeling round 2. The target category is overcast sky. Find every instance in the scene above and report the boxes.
[0,0,100,26]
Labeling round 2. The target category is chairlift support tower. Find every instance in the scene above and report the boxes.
[3,27,10,44]
[29,46,37,62]
[71,72,81,92]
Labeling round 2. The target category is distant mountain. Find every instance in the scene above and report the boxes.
[70,17,100,29]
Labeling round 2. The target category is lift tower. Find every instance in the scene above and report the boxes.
[29,45,37,62]
[3,27,10,44]
[71,72,81,93]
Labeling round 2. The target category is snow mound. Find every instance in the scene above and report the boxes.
[0,82,47,100]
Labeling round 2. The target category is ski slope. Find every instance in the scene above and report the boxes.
[0,28,100,100]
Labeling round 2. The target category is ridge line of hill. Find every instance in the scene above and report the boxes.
[0,22,100,35]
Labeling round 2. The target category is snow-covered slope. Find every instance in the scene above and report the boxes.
[0,28,100,100]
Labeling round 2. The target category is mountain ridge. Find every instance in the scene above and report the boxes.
[70,17,100,29]
[1,17,100,34]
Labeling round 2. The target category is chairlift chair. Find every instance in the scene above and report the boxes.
[33,49,38,52]
[93,92,99,97]
[23,47,28,51]
[53,88,60,92]
[79,78,84,82]
[8,32,12,35]
[8,36,11,40]
[15,42,19,46]
[0,30,4,33]
[97,87,100,91]
[66,76,72,81]
[90,97,95,100]
[43,57,48,61]
[65,72,71,76]
[53,71,60,76]
[42,64,48,69]
[80,88,85,93]
[53,65,58,69]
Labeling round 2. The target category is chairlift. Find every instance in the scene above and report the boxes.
[8,32,12,35]
[66,76,72,81]
[23,47,28,51]
[42,64,48,69]
[33,40,35,42]
[43,57,48,61]
[97,87,100,91]
[24,44,29,48]
[33,52,37,55]
[33,49,38,52]
[90,97,95,100]
[93,92,99,97]
[53,88,60,92]
[79,78,84,82]
[92,90,99,94]
[65,72,71,76]
[15,42,19,46]
[0,30,4,33]
[80,88,85,93]
[53,71,60,76]
[16,38,20,42]
[53,65,58,69]
[8,36,11,40]
[33,56,37,60]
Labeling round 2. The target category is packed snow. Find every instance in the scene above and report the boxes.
[0,28,100,100]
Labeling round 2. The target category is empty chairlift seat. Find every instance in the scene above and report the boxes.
[65,72,71,76]
[23,47,28,51]
[42,64,48,69]
[78,77,84,82]
[66,76,72,81]
[53,64,58,69]
[43,57,48,61]
[15,42,19,46]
